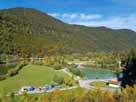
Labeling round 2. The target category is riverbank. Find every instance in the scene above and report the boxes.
[59,66,118,92]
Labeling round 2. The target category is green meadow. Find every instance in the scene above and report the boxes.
[0,65,71,93]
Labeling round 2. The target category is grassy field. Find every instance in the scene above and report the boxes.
[0,65,71,93]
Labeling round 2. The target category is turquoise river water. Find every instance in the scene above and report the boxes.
[81,68,116,79]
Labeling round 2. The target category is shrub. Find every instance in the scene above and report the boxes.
[7,69,18,77]
[33,61,43,65]
[0,75,7,81]
[69,68,83,77]
[53,63,63,70]
[3,87,136,102]
[7,61,27,77]
[0,61,27,81]
[53,75,65,85]
[64,78,74,87]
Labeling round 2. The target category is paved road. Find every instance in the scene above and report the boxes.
[13,86,78,96]
[60,68,73,77]
[79,79,120,92]
[60,67,119,92]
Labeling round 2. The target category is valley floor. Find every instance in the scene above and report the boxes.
[0,64,73,94]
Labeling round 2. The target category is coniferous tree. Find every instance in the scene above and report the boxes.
[118,48,136,88]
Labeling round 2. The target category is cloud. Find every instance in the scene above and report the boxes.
[48,13,136,31]
[62,13,78,19]
[48,13,102,21]
[76,14,102,20]
[70,15,136,31]
[48,13,59,17]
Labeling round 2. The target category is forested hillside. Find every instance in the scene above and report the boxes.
[0,8,136,57]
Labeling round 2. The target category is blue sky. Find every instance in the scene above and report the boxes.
[0,0,136,31]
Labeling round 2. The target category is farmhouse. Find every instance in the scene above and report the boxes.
[106,80,120,88]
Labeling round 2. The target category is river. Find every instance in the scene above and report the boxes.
[81,68,116,79]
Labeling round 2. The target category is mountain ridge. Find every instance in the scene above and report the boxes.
[3,7,136,32]
[0,7,136,56]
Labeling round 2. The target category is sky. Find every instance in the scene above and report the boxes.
[0,0,136,31]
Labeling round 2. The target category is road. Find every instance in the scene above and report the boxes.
[14,86,78,96]
[79,79,120,92]
[60,68,73,77]
[60,67,119,92]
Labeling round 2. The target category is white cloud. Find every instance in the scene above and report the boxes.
[69,15,136,31]
[80,13,102,20]
[48,13,102,20]
[48,13,59,17]
[62,13,78,19]
[48,13,136,31]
